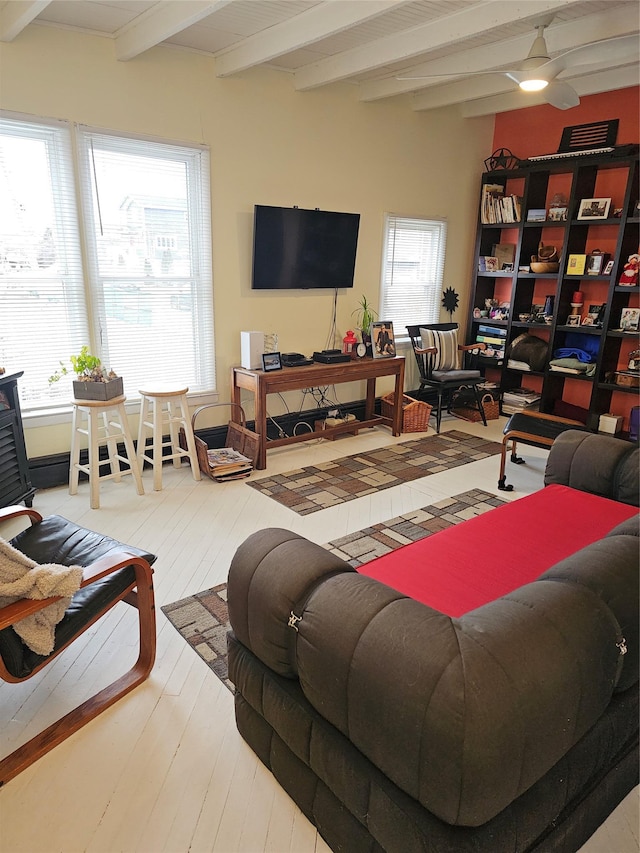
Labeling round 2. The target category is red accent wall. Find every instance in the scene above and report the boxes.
[492,86,639,158]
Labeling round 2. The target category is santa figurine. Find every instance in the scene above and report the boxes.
[619,253,639,286]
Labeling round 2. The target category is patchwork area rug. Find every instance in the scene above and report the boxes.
[246,430,503,515]
[161,488,506,690]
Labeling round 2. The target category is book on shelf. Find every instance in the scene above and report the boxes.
[502,388,541,412]
[478,324,507,336]
[502,401,540,415]
[480,184,522,224]
[476,335,507,345]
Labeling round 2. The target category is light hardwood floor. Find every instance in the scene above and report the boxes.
[1,416,637,853]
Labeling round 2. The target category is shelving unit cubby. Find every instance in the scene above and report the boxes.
[468,150,639,433]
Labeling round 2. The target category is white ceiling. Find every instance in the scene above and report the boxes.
[1,0,638,117]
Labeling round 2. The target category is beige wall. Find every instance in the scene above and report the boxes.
[0,26,494,457]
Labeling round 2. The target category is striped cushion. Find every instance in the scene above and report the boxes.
[420,328,459,370]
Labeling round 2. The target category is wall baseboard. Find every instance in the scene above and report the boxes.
[28,399,374,491]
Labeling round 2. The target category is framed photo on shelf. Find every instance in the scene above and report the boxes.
[620,308,640,332]
[526,208,546,222]
[587,252,608,275]
[603,259,614,275]
[261,352,282,372]
[547,207,568,222]
[567,254,587,275]
[577,197,611,220]
[371,322,396,358]
[583,304,605,327]
[484,256,499,272]
[566,315,581,326]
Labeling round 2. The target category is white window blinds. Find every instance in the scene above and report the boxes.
[0,115,215,413]
[380,215,447,338]
[0,115,88,411]
[77,128,215,397]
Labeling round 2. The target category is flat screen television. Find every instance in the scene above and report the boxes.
[251,205,360,290]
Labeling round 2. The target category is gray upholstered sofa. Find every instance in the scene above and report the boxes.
[227,431,639,852]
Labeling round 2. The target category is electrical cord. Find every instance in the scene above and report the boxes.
[324,288,339,350]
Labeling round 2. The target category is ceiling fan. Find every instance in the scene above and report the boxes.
[398,23,639,110]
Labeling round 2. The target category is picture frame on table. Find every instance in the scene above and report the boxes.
[577,197,611,220]
[371,322,396,358]
[262,352,282,372]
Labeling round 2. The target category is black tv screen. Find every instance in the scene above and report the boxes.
[251,205,360,290]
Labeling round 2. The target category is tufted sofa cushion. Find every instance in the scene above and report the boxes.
[228,527,631,827]
[544,430,639,506]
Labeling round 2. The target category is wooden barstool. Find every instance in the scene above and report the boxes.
[137,385,201,491]
[69,395,144,510]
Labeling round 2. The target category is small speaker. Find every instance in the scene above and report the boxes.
[240,331,265,370]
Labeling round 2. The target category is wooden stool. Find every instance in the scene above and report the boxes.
[69,395,144,510]
[137,385,201,491]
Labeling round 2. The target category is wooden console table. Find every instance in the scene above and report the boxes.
[231,356,405,469]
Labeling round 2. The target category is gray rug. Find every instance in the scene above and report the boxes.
[246,430,503,514]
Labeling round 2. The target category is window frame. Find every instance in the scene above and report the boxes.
[379,213,448,341]
[0,113,216,417]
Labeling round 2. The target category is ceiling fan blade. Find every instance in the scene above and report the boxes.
[541,33,639,79]
[543,80,580,110]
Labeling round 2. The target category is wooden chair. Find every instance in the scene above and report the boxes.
[0,505,156,786]
[406,323,488,433]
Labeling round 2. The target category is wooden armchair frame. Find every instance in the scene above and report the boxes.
[0,505,156,786]
[407,323,488,433]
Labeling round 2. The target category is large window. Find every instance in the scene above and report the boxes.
[379,214,447,337]
[0,114,215,413]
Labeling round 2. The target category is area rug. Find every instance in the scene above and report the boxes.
[246,430,503,515]
[161,488,506,690]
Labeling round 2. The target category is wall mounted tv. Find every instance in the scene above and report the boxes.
[251,205,360,290]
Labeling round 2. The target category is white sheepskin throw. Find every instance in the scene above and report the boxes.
[0,537,83,656]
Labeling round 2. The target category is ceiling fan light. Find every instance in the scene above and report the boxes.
[520,78,549,92]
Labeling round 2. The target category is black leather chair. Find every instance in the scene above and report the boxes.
[407,323,487,433]
[0,505,156,785]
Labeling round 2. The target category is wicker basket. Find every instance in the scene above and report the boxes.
[381,392,432,433]
[178,402,260,480]
[451,391,500,422]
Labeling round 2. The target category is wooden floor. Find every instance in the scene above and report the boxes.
[1,416,637,852]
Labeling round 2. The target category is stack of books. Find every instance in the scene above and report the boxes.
[480,184,522,224]
[206,447,253,481]
[502,387,541,415]
[476,324,507,361]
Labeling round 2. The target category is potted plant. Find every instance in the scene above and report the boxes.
[351,295,378,353]
[49,346,123,400]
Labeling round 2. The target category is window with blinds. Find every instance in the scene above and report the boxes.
[0,115,215,413]
[379,215,447,338]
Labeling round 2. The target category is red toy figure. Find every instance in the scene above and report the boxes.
[619,253,639,286]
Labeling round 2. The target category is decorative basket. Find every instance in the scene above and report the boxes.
[451,391,500,422]
[178,402,260,480]
[381,393,432,433]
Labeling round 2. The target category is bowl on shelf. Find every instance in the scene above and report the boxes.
[530,261,559,273]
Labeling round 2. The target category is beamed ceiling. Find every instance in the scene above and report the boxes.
[0,0,638,117]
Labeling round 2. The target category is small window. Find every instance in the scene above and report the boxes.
[380,215,447,338]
